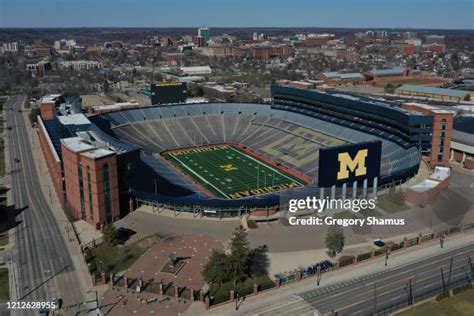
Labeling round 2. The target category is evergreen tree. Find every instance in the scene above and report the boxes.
[229,226,250,284]
[103,224,118,245]
[325,225,345,256]
[202,250,230,285]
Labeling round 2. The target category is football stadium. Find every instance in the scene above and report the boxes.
[80,84,427,217]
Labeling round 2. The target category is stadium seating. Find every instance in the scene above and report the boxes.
[89,102,421,207]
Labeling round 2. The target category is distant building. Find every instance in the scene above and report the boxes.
[396,84,470,102]
[201,83,237,101]
[1,42,18,53]
[91,101,141,114]
[275,80,315,90]
[58,60,103,71]
[163,52,186,65]
[26,60,51,77]
[425,43,445,54]
[193,36,205,48]
[366,67,408,80]
[318,71,365,85]
[198,27,210,42]
[179,66,212,76]
[425,35,445,44]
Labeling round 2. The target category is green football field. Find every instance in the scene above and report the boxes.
[164,144,307,199]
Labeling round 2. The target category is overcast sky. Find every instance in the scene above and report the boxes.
[0,0,473,29]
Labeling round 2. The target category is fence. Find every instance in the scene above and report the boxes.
[270,222,474,296]
[80,236,104,252]
[85,222,474,311]
[110,275,201,301]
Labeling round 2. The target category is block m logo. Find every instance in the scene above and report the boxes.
[337,149,368,180]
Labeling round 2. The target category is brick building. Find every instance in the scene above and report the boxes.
[61,137,120,228]
[402,102,454,168]
[37,98,125,229]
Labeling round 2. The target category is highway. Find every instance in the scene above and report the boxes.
[256,243,474,316]
[4,95,85,312]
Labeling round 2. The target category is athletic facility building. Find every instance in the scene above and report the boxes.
[36,85,450,226]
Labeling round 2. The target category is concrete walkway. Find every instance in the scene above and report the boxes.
[184,231,474,316]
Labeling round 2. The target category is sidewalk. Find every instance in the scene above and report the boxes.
[184,231,474,315]
[21,107,94,309]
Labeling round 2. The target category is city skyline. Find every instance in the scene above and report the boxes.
[0,0,473,29]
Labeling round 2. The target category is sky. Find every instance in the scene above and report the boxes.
[0,0,473,29]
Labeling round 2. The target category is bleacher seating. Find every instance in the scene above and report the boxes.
[89,102,421,203]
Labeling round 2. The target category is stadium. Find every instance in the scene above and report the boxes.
[84,85,424,217]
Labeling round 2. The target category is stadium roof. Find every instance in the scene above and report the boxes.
[397,84,470,99]
[452,130,474,147]
[454,116,474,133]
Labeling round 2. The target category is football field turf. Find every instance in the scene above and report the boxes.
[164,144,307,199]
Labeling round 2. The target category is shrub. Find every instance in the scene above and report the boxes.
[436,290,450,301]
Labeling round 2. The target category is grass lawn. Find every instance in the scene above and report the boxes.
[0,267,9,300]
[164,144,306,199]
[87,241,148,276]
[209,274,274,302]
[396,289,474,316]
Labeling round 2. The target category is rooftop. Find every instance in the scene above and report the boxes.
[41,94,62,104]
[57,113,91,126]
[180,66,212,73]
[452,130,474,147]
[403,102,455,114]
[397,84,470,98]
[80,148,115,159]
[370,67,406,76]
[322,71,364,80]
[410,179,440,192]
[61,137,95,153]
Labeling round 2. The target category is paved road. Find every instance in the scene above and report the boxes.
[255,244,474,316]
[3,95,85,312]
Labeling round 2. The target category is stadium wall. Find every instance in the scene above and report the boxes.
[271,84,433,150]
[37,116,65,206]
